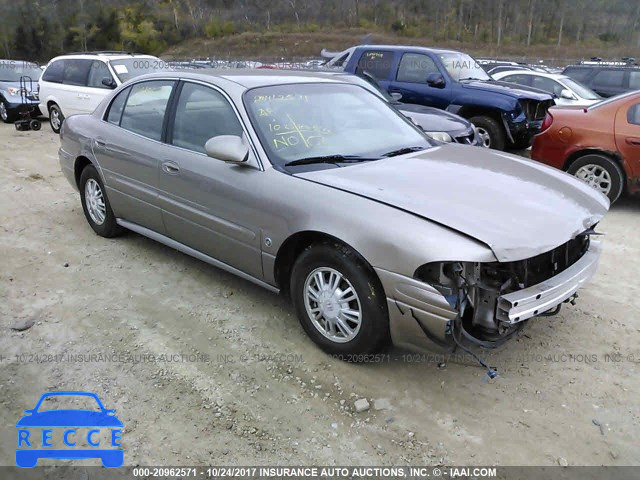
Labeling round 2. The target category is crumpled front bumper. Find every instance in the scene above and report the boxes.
[376,239,602,353]
[496,240,602,323]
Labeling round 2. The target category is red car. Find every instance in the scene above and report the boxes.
[531,91,640,203]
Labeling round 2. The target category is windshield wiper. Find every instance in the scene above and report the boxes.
[382,146,426,157]
[285,155,376,167]
[458,77,485,82]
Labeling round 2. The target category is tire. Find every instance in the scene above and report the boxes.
[567,154,624,203]
[48,103,64,134]
[290,242,389,357]
[30,119,41,131]
[470,115,505,150]
[79,164,123,237]
[0,98,16,123]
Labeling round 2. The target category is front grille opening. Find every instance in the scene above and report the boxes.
[482,233,590,291]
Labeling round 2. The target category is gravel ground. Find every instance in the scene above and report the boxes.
[0,123,639,468]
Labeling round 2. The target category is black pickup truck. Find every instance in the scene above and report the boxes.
[331,45,555,150]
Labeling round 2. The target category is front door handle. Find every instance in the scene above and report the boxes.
[625,137,640,146]
[162,161,180,175]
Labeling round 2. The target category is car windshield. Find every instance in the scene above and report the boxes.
[0,61,42,82]
[108,58,171,82]
[560,77,600,100]
[244,83,432,168]
[439,53,491,81]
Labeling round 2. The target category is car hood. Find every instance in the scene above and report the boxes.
[396,103,471,132]
[16,410,123,427]
[297,144,609,262]
[462,80,553,101]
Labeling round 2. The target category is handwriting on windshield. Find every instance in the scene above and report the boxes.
[269,115,332,149]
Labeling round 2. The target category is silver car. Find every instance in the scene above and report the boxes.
[59,70,609,358]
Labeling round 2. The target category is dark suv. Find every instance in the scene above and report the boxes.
[562,64,640,98]
[339,45,554,150]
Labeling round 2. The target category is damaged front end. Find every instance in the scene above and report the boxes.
[412,230,599,349]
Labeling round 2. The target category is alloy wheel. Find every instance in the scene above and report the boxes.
[84,178,106,225]
[575,164,612,196]
[303,267,362,343]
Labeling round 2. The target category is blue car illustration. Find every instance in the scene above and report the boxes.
[16,391,123,468]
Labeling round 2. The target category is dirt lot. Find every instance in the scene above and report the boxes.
[0,122,639,469]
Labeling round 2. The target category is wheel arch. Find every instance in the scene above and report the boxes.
[273,230,379,296]
[74,155,95,189]
[454,106,504,123]
[563,148,626,175]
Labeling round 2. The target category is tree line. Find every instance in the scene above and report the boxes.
[0,0,638,61]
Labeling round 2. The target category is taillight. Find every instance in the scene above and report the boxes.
[539,112,553,133]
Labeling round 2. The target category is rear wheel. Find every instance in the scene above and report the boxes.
[79,164,123,237]
[290,242,389,358]
[470,115,505,150]
[49,103,64,133]
[567,154,624,203]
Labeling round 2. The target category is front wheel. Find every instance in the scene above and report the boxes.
[290,242,389,357]
[0,98,16,123]
[48,103,64,133]
[567,154,624,203]
[470,115,505,150]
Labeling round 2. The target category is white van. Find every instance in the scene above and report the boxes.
[39,52,170,133]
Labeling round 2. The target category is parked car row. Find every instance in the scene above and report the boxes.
[4,47,639,207]
[323,44,556,151]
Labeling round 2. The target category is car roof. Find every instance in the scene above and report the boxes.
[48,53,158,62]
[564,64,640,70]
[352,44,461,55]
[137,69,358,89]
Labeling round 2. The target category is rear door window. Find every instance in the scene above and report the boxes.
[629,71,640,90]
[592,70,625,88]
[356,51,395,80]
[105,86,131,125]
[42,60,64,83]
[119,80,175,141]
[62,60,92,86]
[627,104,640,125]
[396,53,439,83]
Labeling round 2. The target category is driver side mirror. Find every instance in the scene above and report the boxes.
[559,88,575,100]
[426,72,446,88]
[205,135,249,164]
[101,77,116,89]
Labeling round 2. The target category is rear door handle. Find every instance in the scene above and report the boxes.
[625,137,640,146]
[162,161,180,175]
[94,138,107,148]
